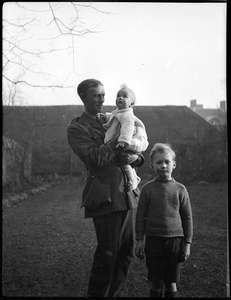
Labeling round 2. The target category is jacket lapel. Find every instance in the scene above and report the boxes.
[79,112,106,137]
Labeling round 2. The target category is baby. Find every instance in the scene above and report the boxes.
[103,84,149,191]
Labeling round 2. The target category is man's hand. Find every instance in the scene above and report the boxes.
[135,240,145,260]
[119,153,138,165]
[116,141,128,149]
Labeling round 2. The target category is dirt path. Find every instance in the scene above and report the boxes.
[2,179,228,298]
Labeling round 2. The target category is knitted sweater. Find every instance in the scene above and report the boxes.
[103,108,149,152]
[135,178,193,243]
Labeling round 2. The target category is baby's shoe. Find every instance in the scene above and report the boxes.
[127,180,133,191]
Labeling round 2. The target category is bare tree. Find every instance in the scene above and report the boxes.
[3,2,109,99]
[3,2,110,180]
[3,75,26,116]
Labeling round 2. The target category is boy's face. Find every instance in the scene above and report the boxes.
[151,151,176,181]
[116,88,134,110]
[83,85,105,116]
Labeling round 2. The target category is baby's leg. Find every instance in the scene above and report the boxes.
[123,165,140,191]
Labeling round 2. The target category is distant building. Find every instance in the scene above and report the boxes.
[189,99,226,130]
[190,99,203,110]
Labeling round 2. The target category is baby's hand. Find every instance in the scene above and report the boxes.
[116,142,128,149]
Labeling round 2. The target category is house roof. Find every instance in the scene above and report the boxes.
[3,105,223,148]
[193,107,226,125]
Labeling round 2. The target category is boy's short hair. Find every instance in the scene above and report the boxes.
[77,79,103,100]
[120,83,136,104]
[149,143,176,161]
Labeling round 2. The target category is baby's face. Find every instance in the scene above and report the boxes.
[116,88,134,109]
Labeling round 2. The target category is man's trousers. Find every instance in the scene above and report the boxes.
[87,209,134,297]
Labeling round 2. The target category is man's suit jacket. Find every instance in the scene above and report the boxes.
[67,111,142,218]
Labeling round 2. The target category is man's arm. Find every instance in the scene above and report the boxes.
[67,123,119,168]
[119,153,144,168]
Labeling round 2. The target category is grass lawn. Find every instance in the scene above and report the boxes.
[2,179,228,298]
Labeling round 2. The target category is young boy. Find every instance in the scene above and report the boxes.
[103,84,149,191]
[135,143,193,298]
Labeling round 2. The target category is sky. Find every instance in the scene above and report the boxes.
[3,2,226,108]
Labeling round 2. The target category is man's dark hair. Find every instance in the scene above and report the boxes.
[77,79,103,100]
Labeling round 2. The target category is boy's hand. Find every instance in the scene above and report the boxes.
[135,240,145,260]
[180,243,191,262]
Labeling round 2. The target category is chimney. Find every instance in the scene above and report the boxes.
[220,101,226,110]
[190,99,197,108]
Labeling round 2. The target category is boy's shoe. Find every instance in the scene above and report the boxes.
[150,289,162,298]
[165,291,177,298]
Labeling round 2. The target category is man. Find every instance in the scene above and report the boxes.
[67,79,144,297]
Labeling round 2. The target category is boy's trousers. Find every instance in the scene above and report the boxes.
[87,209,134,297]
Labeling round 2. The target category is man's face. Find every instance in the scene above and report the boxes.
[83,85,105,116]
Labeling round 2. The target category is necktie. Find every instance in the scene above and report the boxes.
[96,114,102,125]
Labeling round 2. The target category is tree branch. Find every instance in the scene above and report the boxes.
[3,2,110,104]
[3,74,74,89]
